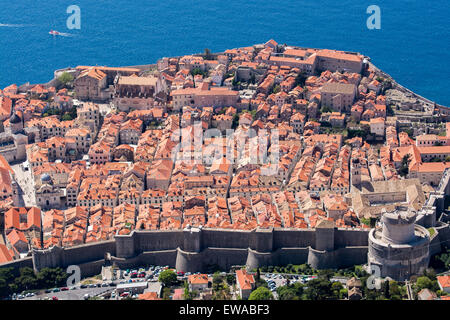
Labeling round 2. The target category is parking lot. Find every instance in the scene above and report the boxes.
[21,285,114,300]
[15,265,168,300]
[261,273,322,298]
[261,273,348,294]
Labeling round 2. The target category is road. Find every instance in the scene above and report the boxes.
[23,286,114,300]
[405,280,413,300]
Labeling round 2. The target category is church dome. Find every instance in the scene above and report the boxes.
[40,173,52,183]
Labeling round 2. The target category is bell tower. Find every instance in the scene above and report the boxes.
[351,158,361,189]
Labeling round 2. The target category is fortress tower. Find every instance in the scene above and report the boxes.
[368,206,430,281]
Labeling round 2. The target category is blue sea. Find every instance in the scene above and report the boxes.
[0,0,449,105]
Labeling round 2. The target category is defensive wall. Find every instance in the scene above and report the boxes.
[0,226,372,277]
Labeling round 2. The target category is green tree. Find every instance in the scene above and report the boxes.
[388,281,403,300]
[158,269,177,286]
[232,77,240,89]
[277,282,304,300]
[320,105,333,113]
[183,281,194,300]
[402,128,414,138]
[61,114,73,121]
[191,68,208,78]
[248,287,274,300]
[381,80,392,94]
[231,113,240,129]
[0,268,15,298]
[294,72,307,87]
[399,154,411,177]
[432,246,450,269]
[58,72,74,87]
[204,48,213,60]
[36,267,67,289]
[304,278,335,300]
[212,272,224,291]
[226,274,235,285]
[272,85,281,94]
[331,281,344,299]
[317,269,334,281]
[14,267,38,292]
[297,264,312,275]
[415,276,439,292]
[382,280,390,299]
[386,104,395,116]
[162,287,172,300]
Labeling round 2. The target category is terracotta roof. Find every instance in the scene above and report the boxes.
[437,275,450,289]
[236,269,255,290]
[188,274,209,285]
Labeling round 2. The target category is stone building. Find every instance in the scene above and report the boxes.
[113,75,160,112]
[320,82,356,113]
[171,85,239,111]
[316,49,363,74]
[74,66,140,102]
[0,113,28,163]
[350,178,426,219]
[35,173,64,209]
[368,207,430,281]
[73,67,108,101]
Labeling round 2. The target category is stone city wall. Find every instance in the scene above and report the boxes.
[20,227,372,276]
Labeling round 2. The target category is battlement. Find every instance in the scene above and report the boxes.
[6,226,372,276]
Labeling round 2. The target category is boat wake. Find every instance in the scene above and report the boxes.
[49,30,75,37]
[0,23,28,27]
[58,32,75,37]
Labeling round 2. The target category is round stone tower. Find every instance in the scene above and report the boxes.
[368,206,430,281]
[381,209,416,244]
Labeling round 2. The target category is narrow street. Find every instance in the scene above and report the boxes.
[405,280,413,300]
